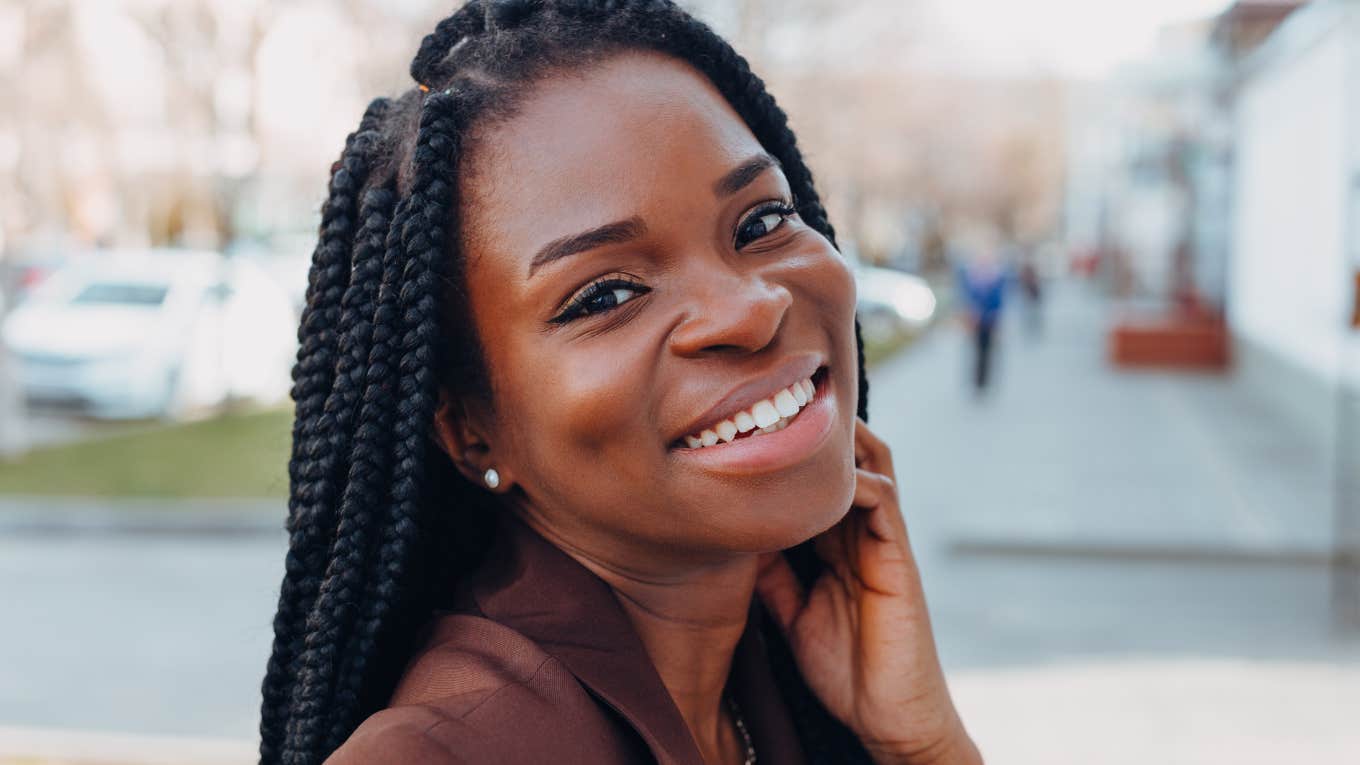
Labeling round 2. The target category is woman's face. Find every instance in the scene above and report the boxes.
[450,51,858,567]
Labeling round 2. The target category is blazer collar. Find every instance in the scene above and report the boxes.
[465,514,806,765]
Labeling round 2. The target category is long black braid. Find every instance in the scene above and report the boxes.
[262,97,392,763]
[261,3,872,763]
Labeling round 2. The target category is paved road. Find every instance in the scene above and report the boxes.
[1,282,1356,762]
[0,530,286,739]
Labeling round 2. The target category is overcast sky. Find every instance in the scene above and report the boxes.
[918,0,1236,78]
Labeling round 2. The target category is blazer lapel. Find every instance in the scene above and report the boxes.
[468,516,706,765]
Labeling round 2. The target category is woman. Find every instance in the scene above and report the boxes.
[260,2,980,763]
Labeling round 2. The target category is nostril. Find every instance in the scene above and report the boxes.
[700,342,752,355]
[667,278,792,358]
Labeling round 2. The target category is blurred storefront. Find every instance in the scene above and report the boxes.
[1065,0,1360,624]
[1064,1,1304,311]
[1230,0,1360,440]
[1229,0,1360,625]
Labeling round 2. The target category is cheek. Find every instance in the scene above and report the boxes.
[813,249,858,323]
[496,337,660,484]
[791,239,859,362]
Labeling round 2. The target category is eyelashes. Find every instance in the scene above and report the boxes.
[550,276,650,324]
[734,200,797,249]
[550,197,799,326]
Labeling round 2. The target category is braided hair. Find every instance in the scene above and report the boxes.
[261,2,872,763]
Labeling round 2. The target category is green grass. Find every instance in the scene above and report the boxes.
[0,323,925,500]
[0,407,293,498]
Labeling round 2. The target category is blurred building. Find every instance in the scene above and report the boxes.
[1229,0,1360,441]
[1064,19,1213,303]
[1064,1,1360,589]
[1063,0,1304,310]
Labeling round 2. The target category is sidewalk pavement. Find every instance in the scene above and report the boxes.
[950,658,1360,764]
[0,725,255,765]
[874,280,1338,558]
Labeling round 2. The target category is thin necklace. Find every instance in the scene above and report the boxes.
[726,695,756,765]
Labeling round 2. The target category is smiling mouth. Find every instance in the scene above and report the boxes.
[675,367,828,450]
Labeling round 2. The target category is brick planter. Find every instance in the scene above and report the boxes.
[1109,315,1230,370]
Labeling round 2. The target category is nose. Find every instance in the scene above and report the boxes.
[668,270,793,357]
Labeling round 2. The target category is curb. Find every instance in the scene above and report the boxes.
[0,496,284,536]
[0,724,255,765]
[950,535,1348,567]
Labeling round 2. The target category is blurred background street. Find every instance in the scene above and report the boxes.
[4,285,1356,762]
[2,0,1358,763]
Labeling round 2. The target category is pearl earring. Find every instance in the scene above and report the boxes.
[483,468,500,489]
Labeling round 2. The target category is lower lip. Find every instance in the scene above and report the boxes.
[671,374,837,474]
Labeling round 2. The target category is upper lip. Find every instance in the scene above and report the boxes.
[671,353,826,445]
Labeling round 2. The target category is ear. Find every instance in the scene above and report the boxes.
[433,387,514,494]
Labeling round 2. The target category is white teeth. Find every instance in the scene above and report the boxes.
[734,411,756,433]
[715,419,738,443]
[758,417,791,435]
[751,400,780,428]
[680,373,821,449]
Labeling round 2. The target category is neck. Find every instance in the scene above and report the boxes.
[522,515,756,762]
[605,557,757,763]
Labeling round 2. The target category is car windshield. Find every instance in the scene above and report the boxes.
[70,282,169,307]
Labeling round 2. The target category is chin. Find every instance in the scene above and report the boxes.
[779,469,857,549]
[711,448,857,554]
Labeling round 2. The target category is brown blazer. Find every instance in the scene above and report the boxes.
[326,516,808,764]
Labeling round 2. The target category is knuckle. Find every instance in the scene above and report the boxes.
[855,469,895,494]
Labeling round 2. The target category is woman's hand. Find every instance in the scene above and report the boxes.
[755,418,981,765]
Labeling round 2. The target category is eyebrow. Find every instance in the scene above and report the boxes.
[528,217,647,277]
[713,153,780,198]
[525,154,782,279]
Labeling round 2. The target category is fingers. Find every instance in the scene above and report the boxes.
[853,467,895,509]
[854,467,909,544]
[754,551,806,635]
[814,507,860,574]
[854,417,896,482]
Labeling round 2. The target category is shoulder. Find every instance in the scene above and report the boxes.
[328,614,634,764]
[386,613,562,710]
[325,705,469,765]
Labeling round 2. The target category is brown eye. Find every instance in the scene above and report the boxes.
[551,278,651,324]
[735,202,796,248]
[584,286,640,313]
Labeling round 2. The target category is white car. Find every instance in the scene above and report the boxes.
[855,265,938,342]
[2,250,297,419]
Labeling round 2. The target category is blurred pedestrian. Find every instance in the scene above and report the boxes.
[1018,255,1043,338]
[955,229,1011,394]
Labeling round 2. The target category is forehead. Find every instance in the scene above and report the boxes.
[461,51,765,257]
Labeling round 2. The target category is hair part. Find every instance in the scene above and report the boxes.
[261,3,871,763]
